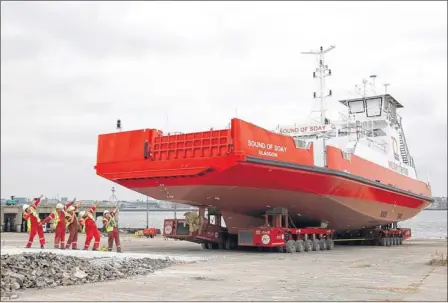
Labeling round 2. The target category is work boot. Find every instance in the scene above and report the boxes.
[92,248,98,251]
[40,245,45,249]
[72,248,78,250]
[24,246,31,249]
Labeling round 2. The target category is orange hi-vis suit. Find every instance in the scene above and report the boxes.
[65,204,80,249]
[23,198,45,248]
[79,205,100,250]
[40,200,75,249]
[103,209,122,252]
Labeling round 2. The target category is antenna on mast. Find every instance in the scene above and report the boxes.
[370,75,377,95]
[362,79,368,97]
[116,119,122,132]
[300,45,335,125]
[383,83,390,94]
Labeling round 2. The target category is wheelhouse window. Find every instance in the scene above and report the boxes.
[366,97,382,117]
[348,100,365,114]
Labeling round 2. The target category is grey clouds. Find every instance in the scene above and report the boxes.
[1,1,446,200]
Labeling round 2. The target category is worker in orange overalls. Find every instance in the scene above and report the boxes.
[102,206,122,252]
[40,197,76,249]
[79,201,101,251]
[64,201,82,249]
[23,194,45,248]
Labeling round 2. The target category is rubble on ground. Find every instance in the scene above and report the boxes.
[429,254,447,267]
[1,252,172,292]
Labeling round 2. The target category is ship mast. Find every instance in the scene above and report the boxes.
[300,46,335,167]
[300,45,335,125]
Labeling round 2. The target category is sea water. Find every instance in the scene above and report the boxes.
[107,210,447,240]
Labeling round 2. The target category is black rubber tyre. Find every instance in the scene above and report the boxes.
[326,239,334,250]
[312,239,320,251]
[206,242,214,249]
[304,239,313,252]
[201,243,208,249]
[218,240,225,250]
[295,240,304,252]
[276,246,285,253]
[319,239,327,250]
[231,238,238,250]
[286,240,296,253]
[225,237,232,250]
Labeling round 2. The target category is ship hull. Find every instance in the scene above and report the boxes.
[95,118,432,232]
[116,159,431,232]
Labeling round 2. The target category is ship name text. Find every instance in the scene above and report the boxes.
[278,124,332,136]
[247,140,287,158]
[388,161,409,176]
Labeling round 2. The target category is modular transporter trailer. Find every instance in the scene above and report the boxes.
[162,207,412,253]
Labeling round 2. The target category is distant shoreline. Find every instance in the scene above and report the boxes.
[119,208,197,212]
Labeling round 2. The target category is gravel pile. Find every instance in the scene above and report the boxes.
[1,252,172,292]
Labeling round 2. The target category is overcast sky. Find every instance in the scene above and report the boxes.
[1,1,447,201]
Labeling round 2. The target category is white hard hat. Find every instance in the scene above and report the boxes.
[66,206,75,212]
[79,211,86,217]
[56,203,63,209]
[22,204,30,211]
[103,210,110,215]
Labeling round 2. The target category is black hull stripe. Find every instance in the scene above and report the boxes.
[245,156,433,203]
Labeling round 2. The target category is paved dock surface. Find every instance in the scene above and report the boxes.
[1,233,447,301]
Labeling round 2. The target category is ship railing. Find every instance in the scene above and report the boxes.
[365,136,388,154]
[386,112,402,126]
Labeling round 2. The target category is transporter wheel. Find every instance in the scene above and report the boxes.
[304,239,313,252]
[312,239,320,251]
[276,246,285,253]
[295,240,304,252]
[285,240,296,253]
[319,239,327,250]
[201,243,208,250]
[326,239,334,250]
[206,242,214,249]
[225,237,231,250]
[218,240,225,250]
[225,237,237,250]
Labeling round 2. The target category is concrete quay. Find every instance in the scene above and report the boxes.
[0,232,446,301]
